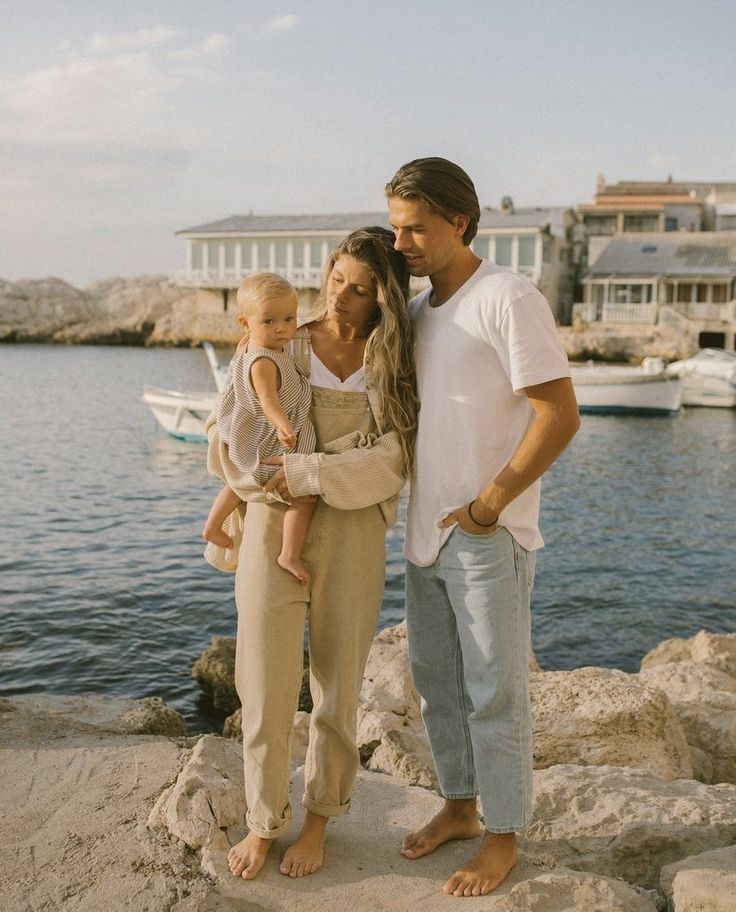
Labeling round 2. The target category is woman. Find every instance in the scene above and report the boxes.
[206,227,418,880]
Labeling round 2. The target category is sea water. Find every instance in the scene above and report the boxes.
[1,344,734,732]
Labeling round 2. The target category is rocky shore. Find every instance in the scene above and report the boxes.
[2,626,735,911]
[1,274,693,359]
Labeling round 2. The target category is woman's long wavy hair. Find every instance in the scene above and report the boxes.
[314,226,419,475]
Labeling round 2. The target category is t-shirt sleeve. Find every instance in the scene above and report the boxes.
[495,291,571,392]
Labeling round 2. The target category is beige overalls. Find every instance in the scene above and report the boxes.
[205,328,405,838]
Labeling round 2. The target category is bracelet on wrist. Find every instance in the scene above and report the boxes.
[467,499,498,527]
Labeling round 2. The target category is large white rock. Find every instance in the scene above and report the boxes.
[481,868,659,911]
[356,622,436,787]
[524,764,736,889]
[660,845,736,912]
[530,667,693,779]
[148,735,245,849]
[639,661,736,784]
[641,631,736,678]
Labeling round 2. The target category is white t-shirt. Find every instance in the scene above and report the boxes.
[405,259,570,566]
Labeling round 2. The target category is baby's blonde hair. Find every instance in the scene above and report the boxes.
[236,272,297,315]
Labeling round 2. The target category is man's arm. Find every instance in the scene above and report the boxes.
[440,376,580,533]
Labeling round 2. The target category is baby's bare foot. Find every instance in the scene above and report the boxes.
[401,799,480,859]
[202,526,234,549]
[227,831,272,880]
[280,813,326,878]
[278,554,310,585]
[442,831,517,897]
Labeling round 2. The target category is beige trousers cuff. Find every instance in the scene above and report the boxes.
[246,804,292,839]
[302,794,351,818]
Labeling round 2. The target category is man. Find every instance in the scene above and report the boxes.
[385,158,580,897]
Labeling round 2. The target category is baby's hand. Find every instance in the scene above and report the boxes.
[277,426,297,449]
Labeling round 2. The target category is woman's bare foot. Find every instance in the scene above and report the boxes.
[227,831,272,880]
[401,798,481,859]
[202,525,233,549]
[279,812,327,877]
[277,553,310,585]
[442,832,517,897]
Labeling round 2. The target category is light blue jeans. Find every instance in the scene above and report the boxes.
[405,525,536,833]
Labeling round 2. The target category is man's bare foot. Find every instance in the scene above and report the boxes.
[277,553,310,585]
[227,831,272,880]
[202,525,233,549]
[401,798,481,859]
[442,831,517,897]
[280,812,327,877]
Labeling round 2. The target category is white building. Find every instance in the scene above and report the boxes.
[576,232,736,351]
[174,203,577,321]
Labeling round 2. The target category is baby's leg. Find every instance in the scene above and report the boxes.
[278,496,318,585]
[202,485,243,548]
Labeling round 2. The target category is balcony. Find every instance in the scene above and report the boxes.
[171,267,325,290]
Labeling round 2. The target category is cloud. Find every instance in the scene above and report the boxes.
[0,51,183,147]
[89,27,178,53]
[268,14,299,31]
[167,33,230,60]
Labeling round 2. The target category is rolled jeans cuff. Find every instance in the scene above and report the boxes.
[302,794,351,818]
[245,805,292,839]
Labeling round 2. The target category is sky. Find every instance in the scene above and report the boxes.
[2,0,736,286]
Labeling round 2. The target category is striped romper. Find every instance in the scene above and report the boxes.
[215,345,316,485]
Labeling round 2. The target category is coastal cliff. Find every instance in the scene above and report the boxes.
[0,274,694,359]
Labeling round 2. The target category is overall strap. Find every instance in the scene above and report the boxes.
[290,325,311,377]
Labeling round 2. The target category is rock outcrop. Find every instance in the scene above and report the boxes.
[530,666,693,779]
[660,845,736,912]
[523,764,736,890]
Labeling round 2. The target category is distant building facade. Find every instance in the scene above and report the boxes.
[174,202,577,322]
[576,232,736,351]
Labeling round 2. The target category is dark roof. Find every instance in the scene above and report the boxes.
[588,233,736,277]
[177,207,569,235]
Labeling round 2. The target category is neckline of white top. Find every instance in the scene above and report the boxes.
[309,349,366,392]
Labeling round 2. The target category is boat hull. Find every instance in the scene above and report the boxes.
[572,369,682,416]
[142,388,216,441]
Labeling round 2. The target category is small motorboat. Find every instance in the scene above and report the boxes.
[571,357,682,416]
[142,342,229,441]
[666,349,736,409]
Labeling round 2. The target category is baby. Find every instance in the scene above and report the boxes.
[202,273,316,583]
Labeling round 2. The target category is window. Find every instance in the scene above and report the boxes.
[696,284,708,304]
[623,215,659,232]
[256,240,271,270]
[223,240,237,269]
[712,285,728,304]
[718,214,736,230]
[241,242,254,269]
[274,240,288,269]
[518,236,536,269]
[309,241,322,269]
[677,283,694,304]
[592,284,605,305]
[665,217,678,231]
[191,243,203,269]
[473,236,489,257]
[584,215,616,236]
[292,241,304,268]
[495,236,512,266]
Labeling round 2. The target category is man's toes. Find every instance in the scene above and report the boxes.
[471,882,483,897]
[479,880,494,896]
[443,874,463,895]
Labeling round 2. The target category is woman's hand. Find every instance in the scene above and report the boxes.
[261,456,292,500]
[439,503,499,535]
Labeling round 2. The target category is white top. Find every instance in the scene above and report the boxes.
[405,260,571,566]
[309,349,366,392]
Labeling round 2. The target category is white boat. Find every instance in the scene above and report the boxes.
[142,342,229,441]
[665,349,736,409]
[571,357,682,416]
